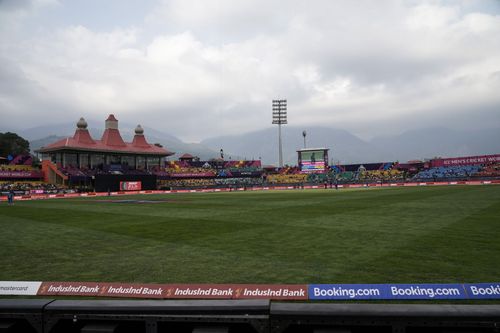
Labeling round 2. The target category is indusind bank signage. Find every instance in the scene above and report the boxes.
[2,281,500,300]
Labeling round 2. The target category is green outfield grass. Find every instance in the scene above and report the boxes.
[0,185,499,284]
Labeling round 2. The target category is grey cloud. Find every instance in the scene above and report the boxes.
[0,0,32,11]
[0,0,499,143]
[0,56,78,129]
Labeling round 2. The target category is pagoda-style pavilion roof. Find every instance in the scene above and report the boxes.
[37,115,174,156]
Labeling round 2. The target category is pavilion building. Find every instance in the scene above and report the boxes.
[37,115,174,186]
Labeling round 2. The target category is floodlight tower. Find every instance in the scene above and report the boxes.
[272,99,287,167]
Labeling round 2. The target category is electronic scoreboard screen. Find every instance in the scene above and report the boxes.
[299,149,329,173]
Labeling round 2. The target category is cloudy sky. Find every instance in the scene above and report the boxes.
[0,0,499,142]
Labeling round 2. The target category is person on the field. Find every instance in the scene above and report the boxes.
[7,190,14,205]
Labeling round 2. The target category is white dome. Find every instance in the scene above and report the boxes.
[135,124,144,135]
[77,117,88,129]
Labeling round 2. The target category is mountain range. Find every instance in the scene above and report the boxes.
[202,126,500,165]
[21,120,220,161]
[7,121,500,165]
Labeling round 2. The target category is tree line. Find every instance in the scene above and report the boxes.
[0,132,30,157]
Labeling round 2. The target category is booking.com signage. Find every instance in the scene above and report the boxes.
[309,283,500,300]
[464,283,500,300]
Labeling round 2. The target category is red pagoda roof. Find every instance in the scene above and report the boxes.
[101,128,126,147]
[37,115,174,156]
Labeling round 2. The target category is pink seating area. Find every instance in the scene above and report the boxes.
[279,166,301,175]
[9,155,33,165]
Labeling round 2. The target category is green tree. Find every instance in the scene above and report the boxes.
[0,132,30,157]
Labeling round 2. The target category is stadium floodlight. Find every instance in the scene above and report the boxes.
[302,130,307,148]
[272,99,287,167]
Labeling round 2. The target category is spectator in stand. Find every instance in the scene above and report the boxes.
[266,174,307,184]
[0,182,65,194]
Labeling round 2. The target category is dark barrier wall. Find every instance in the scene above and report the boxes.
[44,299,270,333]
[0,299,53,333]
[94,175,157,192]
[1,299,500,333]
[270,303,500,333]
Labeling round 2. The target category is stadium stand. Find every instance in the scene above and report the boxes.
[266,174,307,184]
[474,162,500,178]
[342,162,390,172]
[335,171,357,183]
[279,166,301,174]
[8,154,33,166]
[358,169,406,182]
[225,160,262,172]
[164,160,263,177]
[328,162,407,184]
[166,167,216,176]
[330,165,343,174]
[328,165,357,183]
[3,118,499,193]
[4,153,500,193]
[0,155,44,190]
[413,165,481,180]
[215,177,263,186]
[0,181,65,194]
[306,173,329,184]
[0,164,35,171]
[156,159,264,188]
[158,178,216,189]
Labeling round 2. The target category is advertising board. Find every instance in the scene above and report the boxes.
[119,181,142,191]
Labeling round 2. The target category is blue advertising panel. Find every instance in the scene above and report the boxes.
[386,284,467,300]
[464,283,500,299]
[309,284,384,300]
[309,284,468,300]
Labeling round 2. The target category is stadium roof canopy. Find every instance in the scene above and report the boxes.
[179,153,194,159]
[296,147,329,153]
[37,115,174,157]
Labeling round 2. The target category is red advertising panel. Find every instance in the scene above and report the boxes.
[431,154,500,167]
[101,283,167,299]
[0,171,42,178]
[119,181,142,191]
[233,284,308,300]
[37,282,107,297]
[165,284,237,299]
[36,282,308,300]
[37,282,167,299]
